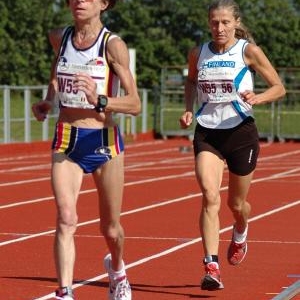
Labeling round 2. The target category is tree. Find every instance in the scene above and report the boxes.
[239,0,300,67]
[105,0,210,87]
[0,0,70,85]
[106,0,300,88]
[0,0,299,88]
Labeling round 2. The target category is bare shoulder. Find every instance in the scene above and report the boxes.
[48,28,65,54]
[106,35,129,68]
[187,46,201,81]
[244,42,264,56]
[244,43,268,67]
[107,35,128,59]
[188,46,201,61]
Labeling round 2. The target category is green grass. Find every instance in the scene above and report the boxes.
[0,87,299,143]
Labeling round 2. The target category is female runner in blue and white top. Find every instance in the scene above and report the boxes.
[32,1,140,299]
[180,0,285,292]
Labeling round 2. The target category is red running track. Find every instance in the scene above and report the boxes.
[0,138,300,300]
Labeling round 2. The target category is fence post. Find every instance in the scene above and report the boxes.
[141,88,148,133]
[42,87,50,141]
[3,86,11,143]
[118,114,125,136]
[24,87,31,142]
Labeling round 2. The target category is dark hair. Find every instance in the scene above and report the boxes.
[208,0,255,43]
[65,0,117,11]
[106,0,117,10]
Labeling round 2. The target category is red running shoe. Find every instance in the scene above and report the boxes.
[200,262,224,291]
[55,286,74,300]
[227,240,247,265]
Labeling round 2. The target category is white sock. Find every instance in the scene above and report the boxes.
[110,262,126,280]
[233,225,248,243]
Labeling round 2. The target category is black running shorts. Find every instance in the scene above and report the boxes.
[193,117,260,176]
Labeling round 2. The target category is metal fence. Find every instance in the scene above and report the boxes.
[159,66,300,141]
[0,86,150,144]
[1,66,300,144]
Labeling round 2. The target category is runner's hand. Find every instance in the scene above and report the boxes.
[32,100,52,121]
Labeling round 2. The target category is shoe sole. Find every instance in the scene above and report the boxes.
[201,275,224,291]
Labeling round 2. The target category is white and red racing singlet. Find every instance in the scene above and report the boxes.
[56,26,119,109]
[195,39,255,129]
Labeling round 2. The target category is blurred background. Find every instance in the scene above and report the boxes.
[0,0,299,143]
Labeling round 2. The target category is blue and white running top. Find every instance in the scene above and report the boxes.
[195,39,255,129]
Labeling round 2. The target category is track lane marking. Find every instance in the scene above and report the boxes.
[1,167,299,246]
[32,198,300,300]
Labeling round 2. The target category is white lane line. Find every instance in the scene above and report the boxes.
[1,161,300,209]
[32,199,300,300]
[1,147,299,184]
[270,280,300,300]
[0,177,299,247]
[0,171,195,209]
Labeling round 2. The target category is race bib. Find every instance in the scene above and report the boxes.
[56,58,107,109]
[198,79,237,103]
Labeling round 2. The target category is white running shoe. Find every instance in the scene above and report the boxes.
[104,253,132,300]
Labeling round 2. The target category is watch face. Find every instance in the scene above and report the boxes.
[99,95,107,106]
[95,95,108,112]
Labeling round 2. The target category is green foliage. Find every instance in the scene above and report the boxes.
[0,0,299,88]
[98,0,300,87]
[0,0,70,85]
[239,0,300,67]
[104,0,210,87]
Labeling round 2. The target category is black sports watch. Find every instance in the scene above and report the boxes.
[95,95,108,112]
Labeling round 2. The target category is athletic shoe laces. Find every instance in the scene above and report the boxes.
[110,275,131,300]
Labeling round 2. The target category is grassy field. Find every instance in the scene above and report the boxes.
[159,92,300,141]
[0,87,299,143]
[0,87,156,143]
